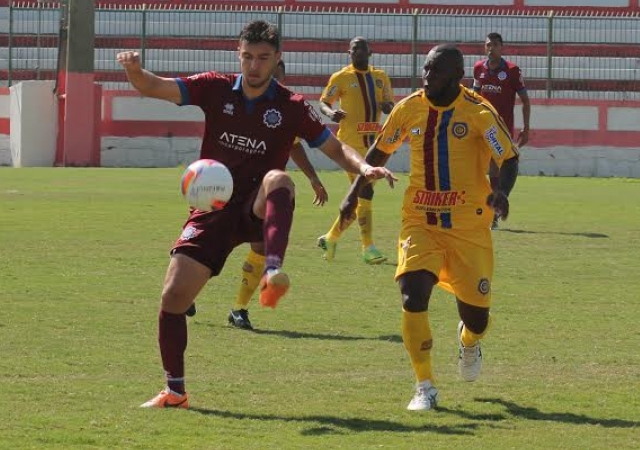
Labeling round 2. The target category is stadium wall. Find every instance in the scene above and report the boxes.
[1,88,639,177]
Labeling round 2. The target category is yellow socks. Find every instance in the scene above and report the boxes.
[356,198,373,248]
[326,198,373,247]
[402,309,434,383]
[233,249,266,310]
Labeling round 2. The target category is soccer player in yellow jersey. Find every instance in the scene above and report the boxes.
[340,44,519,411]
[317,37,395,264]
[186,60,330,329]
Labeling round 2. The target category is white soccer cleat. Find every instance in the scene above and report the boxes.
[407,381,439,411]
[457,320,483,382]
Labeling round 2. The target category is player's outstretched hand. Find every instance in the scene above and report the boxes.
[486,190,509,220]
[310,177,328,206]
[116,51,143,71]
[362,166,397,189]
[330,109,347,123]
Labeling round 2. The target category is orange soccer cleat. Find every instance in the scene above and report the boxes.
[259,268,290,308]
[140,388,189,409]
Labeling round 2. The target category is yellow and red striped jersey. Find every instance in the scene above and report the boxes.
[320,64,394,153]
[376,86,518,230]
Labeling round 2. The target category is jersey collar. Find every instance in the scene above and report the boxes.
[349,64,371,74]
[484,58,507,71]
[232,74,278,101]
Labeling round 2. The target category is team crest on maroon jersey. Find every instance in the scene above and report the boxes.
[498,71,507,81]
[263,109,282,129]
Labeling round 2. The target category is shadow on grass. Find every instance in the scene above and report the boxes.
[476,398,639,428]
[204,323,404,344]
[497,228,608,238]
[189,407,479,435]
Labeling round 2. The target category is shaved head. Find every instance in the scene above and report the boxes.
[422,44,465,105]
[429,44,464,72]
[350,36,368,47]
[348,36,371,70]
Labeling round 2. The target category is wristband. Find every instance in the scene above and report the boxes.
[359,164,373,176]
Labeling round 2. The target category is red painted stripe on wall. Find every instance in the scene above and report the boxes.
[4,35,640,59]
[0,118,8,135]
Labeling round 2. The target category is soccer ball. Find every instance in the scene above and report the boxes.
[181,159,233,211]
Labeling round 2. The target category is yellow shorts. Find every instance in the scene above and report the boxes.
[395,220,494,308]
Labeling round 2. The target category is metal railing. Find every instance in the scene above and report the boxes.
[2,1,640,99]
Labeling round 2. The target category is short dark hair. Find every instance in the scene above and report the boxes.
[239,20,281,51]
[277,60,285,72]
[486,32,503,44]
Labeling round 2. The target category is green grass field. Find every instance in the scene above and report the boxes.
[1,168,638,450]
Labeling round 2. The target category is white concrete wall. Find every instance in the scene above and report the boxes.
[0,136,10,166]
[3,91,640,177]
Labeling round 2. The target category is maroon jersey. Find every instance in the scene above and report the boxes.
[472,58,526,134]
[176,72,330,202]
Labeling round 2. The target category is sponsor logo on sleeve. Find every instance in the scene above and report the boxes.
[375,79,384,89]
[484,126,504,157]
[385,128,402,144]
[327,85,338,97]
[304,101,322,123]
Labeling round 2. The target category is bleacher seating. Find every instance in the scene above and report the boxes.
[1,5,639,99]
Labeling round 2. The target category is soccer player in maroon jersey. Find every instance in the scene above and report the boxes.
[473,32,530,229]
[186,59,329,329]
[117,20,395,409]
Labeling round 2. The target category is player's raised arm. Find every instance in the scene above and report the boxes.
[116,51,182,104]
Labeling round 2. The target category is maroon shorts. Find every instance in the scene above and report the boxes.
[170,188,263,276]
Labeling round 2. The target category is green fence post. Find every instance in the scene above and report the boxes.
[277,6,284,40]
[546,10,554,99]
[411,9,419,92]
[141,4,147,69]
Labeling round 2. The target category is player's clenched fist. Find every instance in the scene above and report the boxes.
[116,51,142,70]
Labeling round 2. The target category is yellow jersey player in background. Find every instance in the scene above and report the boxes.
[339,44,519,411]
[317,36,395,264]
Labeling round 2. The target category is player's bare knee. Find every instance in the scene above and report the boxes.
[161,284,191,314]
[263,170,295,195]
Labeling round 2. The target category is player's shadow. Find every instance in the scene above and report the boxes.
[475,397,640,428]
[203,323,403,343]
[188,407,479,435]
[252,328,404,344]
[496,228,608,238]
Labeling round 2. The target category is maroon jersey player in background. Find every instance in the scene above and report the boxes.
[117,20,395,409]
[473,32,531,229]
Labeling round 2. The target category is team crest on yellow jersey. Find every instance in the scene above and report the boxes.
[452,122,468,139]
